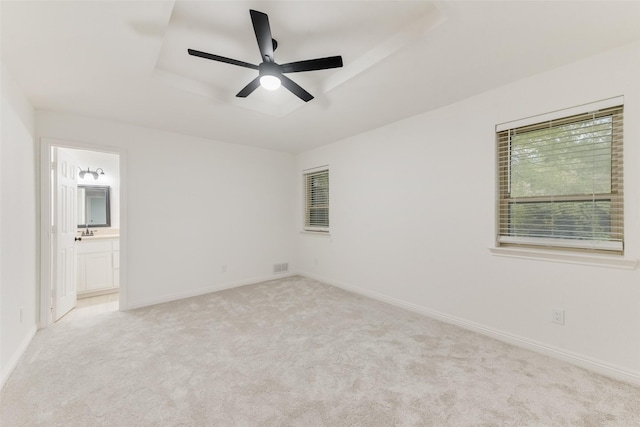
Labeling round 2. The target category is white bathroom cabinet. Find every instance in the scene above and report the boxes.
[77,237,119,296]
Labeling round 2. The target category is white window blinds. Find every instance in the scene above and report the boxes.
[497,104,623,253]
[304,169,329,232]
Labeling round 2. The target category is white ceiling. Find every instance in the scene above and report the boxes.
[3,1,640,153]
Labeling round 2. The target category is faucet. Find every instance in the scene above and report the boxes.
[81,227,94,237]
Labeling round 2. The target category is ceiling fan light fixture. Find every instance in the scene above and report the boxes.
[260,74,281,90]
[187,9,343,102]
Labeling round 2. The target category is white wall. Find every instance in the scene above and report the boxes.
[1,63,38,387]
[38,112,297,309]
[296,41,640,383]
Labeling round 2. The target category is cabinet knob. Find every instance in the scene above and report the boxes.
[75,237,82,242]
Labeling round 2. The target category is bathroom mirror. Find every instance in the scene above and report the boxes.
[77,185,111,228]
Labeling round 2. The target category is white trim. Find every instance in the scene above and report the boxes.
[490,247,637,270]
[496,95,624,132]
[1,325,36,389]
[39,138,128,327]
[300,272,640,386]
[299,231,331,238]
[497,236,623,252]
[303,226,330,233]
[302,164,329,174]
[124,272,296,310]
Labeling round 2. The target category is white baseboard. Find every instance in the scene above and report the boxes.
[1,325,37,390]
[300,272,640,386]
[123,272,296,311]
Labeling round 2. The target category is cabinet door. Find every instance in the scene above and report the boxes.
[77,254,87,292]
[84,252,114,291]
[112,240,120,288]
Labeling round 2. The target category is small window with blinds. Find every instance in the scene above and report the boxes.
[497,103,623,253]
[304,168,329,232]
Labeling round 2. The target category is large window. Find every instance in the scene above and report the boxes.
[497,103,623,253]
[304,168,329,232]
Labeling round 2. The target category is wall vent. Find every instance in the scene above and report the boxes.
[273,263,289,274]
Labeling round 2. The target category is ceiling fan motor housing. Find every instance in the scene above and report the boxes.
[259,61,281,78]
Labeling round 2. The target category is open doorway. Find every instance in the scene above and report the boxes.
[40,139,126,327]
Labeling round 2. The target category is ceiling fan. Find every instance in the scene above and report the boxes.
[188,9,343,102]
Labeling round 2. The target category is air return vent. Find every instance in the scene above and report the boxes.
[273,263,289,274]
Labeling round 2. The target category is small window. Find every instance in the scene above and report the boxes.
[497,103,623,253]
[304,168,329,232]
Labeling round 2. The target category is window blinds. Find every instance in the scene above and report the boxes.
[497,105,623,253]
[304,169,329,231]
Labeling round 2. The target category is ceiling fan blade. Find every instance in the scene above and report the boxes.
[280,74,314,102]
[250,9,274,62]
[281,56,343,74]
[236,77,261,98]
[188,49,258,70]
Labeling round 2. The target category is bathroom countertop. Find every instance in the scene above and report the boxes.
[77,234,119,241]
[76,229,120,241]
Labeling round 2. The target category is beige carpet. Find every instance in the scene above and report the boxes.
[2,276,639,426]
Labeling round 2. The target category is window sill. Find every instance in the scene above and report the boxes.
[489,247,638,270]
[300,231,331,238]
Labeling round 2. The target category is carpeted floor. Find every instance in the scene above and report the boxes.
[2,276,640,426]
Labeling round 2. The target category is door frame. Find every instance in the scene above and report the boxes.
[39,138,128,328]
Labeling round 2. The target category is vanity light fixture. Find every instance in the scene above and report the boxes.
[78,167,105,180]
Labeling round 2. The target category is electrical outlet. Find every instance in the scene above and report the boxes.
[20,307,24,323]
[221,264,227,273]
[551,308,565,325]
